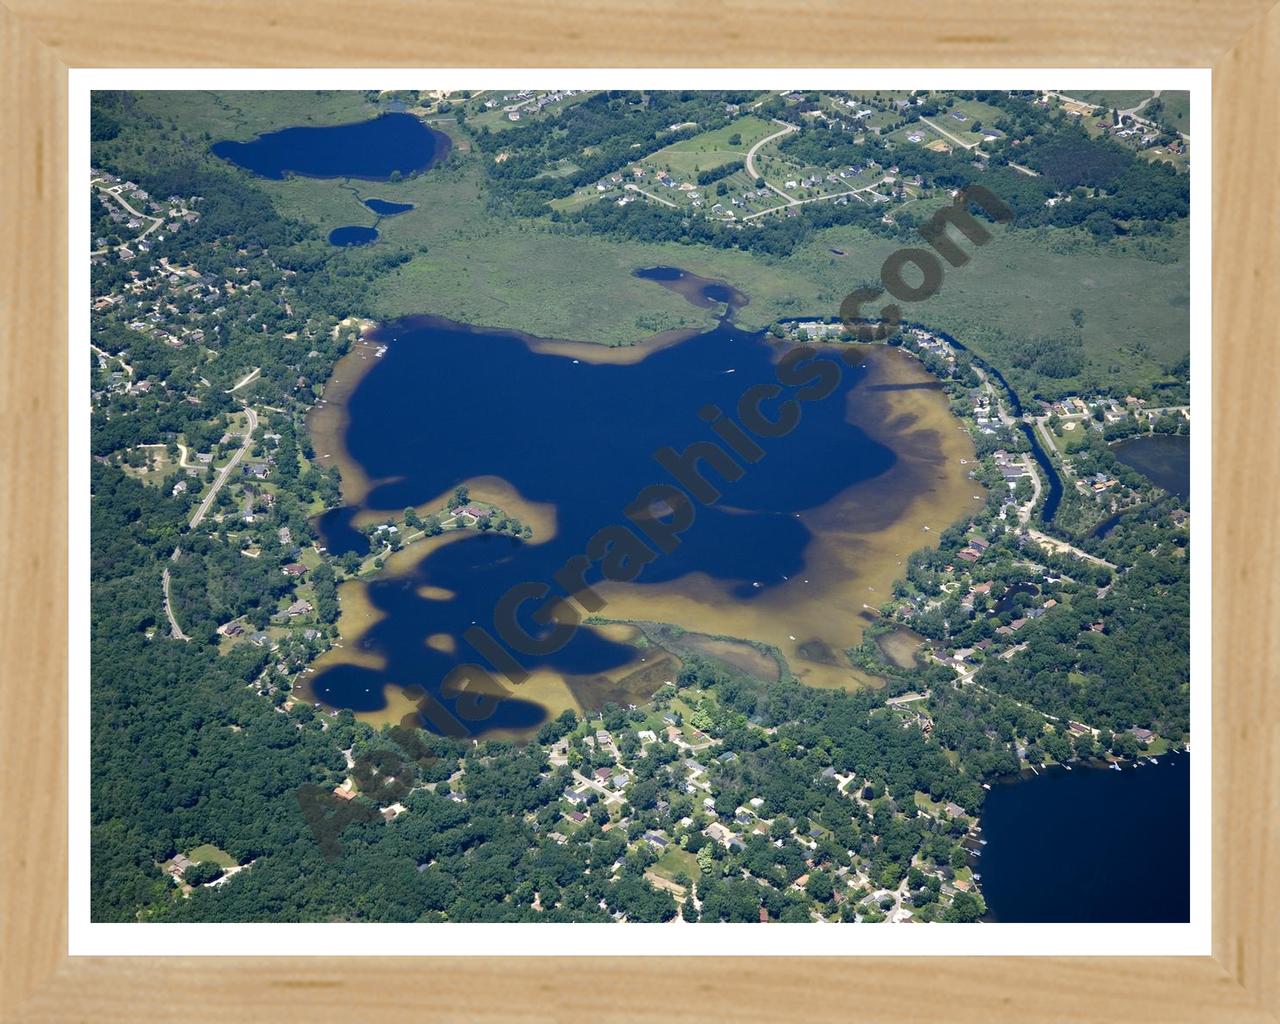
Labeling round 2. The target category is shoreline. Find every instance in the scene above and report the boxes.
[302,312,980,728]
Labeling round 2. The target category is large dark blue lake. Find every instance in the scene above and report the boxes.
[211,112,450,181]
[305,313,974,736]
[978,754,1190,922]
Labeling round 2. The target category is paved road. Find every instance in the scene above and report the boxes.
[90,343,134,380]
[1034,416,1062,458]
[227,367,260,393]
[163,403,259,639]
[918,115,982,152]
[1017,455,1042,525]
[623,182,678,208]
[744,119,798,202]
[190,404,258,528]
[973,367,1016,426]
[1025,528,1117,569]
[161,563,190,641]
[91,179,165,254]
[1048,91,1189,142]
[743,176,890,222]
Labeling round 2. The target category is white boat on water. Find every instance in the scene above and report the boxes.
[1110,763,1121,771]
[982,783,991,790]
[1150,758,1159,765]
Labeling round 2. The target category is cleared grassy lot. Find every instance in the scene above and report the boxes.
[1156,91,1191,134]
[651,847,701,884]
[1072,91,1154,112]
[935,99,1007,145]
[645,115,776,176]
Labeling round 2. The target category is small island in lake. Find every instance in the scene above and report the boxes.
[87,86,1193,927]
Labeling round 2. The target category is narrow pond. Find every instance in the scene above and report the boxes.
[633,266,749,313]
[364,197,415,216]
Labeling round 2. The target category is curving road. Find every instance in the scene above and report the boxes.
[1048,91,1189,142]
[744,119,798,202]
[91,179,165,254]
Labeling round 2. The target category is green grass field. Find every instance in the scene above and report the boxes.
[1157,91,1191,134]
[651,846,701,884]
[865,110,901,132]
[106,91,1189,396]
[885,121,947,145]
[367,209,1189,395]
[1072,91,1154,112]
[126,90,379,144]
[368,218,717,346]
[187,843,237,868]
[644,116,776,177]
[935,99,1007,145]
[1048,419,1091,453]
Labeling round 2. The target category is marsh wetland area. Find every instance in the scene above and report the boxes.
[89,88,1193,925]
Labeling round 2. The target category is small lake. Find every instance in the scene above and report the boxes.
[978,754,1190,922]
[364,198,415,216]
[211,112,450,181]
[633,266,748,312]
[328,226,379,247]
[1112,434,1191,501]
[995,580,1039,614]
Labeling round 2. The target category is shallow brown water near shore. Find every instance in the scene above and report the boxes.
[304,313,979,734]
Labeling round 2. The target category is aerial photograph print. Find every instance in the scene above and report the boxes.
[86,83,1195,932]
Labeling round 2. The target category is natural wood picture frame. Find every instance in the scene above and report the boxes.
[2,2,1276,1020]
